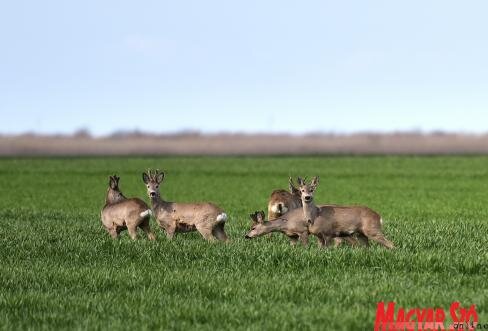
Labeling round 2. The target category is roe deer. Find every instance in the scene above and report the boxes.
[101,175,155,240]
[245,210,310,246]
[267,177,302,220]
[298,176,394,249]
[267,177,354,247]
[142,169,229,242]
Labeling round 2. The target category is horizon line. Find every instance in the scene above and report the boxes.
[3,129,488,139]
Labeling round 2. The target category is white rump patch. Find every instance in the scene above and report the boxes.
[140,209,152,218]
[216,213,228,222]
[270,204,280,213]
[380,218,383,225]
[270,204,287,214]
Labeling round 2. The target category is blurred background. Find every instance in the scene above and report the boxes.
[1,1,487,154]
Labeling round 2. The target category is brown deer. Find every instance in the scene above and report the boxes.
[267,177,354,247]
[298,176,394,249]
[267,177,302,220]
[142,169,229,242]
[245,210,310,246]
[101,175,155,240]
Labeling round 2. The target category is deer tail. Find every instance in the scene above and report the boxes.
[140,209,152,218]
[216,212,228,223]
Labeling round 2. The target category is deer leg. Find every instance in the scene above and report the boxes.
[289,235,299,246]
[367,233,395,249]
[298,232,309,247]
[333,238,344,247]
[107,226,118,239]
[347,236,360,246]
[108,222,125,239]
[324,236,335,248]
[196,224,215,242]
[357,233,370,247]
[338,236,359,247]
[139,219,156,241]
[317,234,326,248]
[127,224,138,240]
[212,223,228,242]
[165,224,176,240]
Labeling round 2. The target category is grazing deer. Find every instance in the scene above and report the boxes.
[245,210,310,246]
[142,169,229,242]
[101,175,155,240]
[267,177,302,220]
[298,176,394,249]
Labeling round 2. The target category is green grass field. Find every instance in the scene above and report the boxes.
[0,156,487,330]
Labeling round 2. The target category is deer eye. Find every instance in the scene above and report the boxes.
[156,185,159,188]
[147,185,150,188]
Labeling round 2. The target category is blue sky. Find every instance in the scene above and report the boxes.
[1,0,487,136]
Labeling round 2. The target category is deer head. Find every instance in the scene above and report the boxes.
[109,175,120,190]
[245,210,268,238]
[297,176,319,204]
[142,169,165,199]
[106,174,125,204]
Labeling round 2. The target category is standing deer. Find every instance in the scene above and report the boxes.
[101,175,155,240]
[142,169,229,242]
[267,177,302,220]
[298,176,394,249]
[245,210,310,246]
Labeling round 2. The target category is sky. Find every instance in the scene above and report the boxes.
[1,0,487,136]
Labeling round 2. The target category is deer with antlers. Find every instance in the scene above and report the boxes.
[101,175,155,240]
[298,176,394,249]
[142,169,229,242]
[265,177,355,246]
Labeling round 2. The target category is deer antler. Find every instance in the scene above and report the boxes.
[146,169,155,181]
[146,169,164,182]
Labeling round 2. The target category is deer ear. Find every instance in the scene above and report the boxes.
[254,211,263,223]
[258,211,266,222]
[156,171,165,184]
[289,177,299,194]
[311,176,319,189]
[142,172,150,184]
[250,212,261,224]
[297,177,305,186]
[109,176,117,189]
